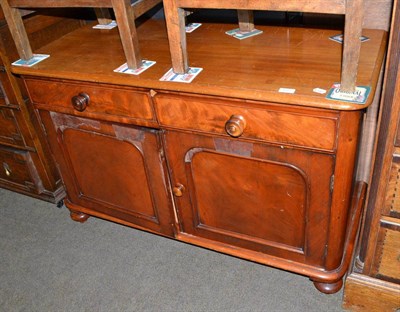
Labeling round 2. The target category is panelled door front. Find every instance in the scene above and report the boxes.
[165,130,335,267]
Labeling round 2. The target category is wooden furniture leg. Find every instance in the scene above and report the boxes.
[1,0,162,69]
[237,10,254,32]
[163,0,363,90]
[312,181,367,293]
[112,0,142,69]
[341,0,364,92]
[0,0,32,60]
[163,0,188,74]
[94,8,113,25]
[70,210,90,223]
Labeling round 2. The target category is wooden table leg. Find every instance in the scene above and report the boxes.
[94,8,113,25]
[112,0,142,69]
[237,10,254,32]
[0,0,33,60]
[340,0,364,92]
[163,0,189,74]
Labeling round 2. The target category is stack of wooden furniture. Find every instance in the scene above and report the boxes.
[1,0,162,69]
[0,8,86,202]
[0,0,398,308]
[163,0,364,91]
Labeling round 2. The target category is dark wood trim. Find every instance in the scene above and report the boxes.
[358,0,400,270]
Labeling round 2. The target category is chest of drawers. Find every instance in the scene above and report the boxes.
[0,10,85,202]
[344,2,400,308]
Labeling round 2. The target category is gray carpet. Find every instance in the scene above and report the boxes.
[0,187,346,312]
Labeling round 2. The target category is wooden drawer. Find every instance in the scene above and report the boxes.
[0,106,24,147]
[154,93,339,151]
[384,154,400,218]
[376,227,400,281]
[0,146,43,193]
[25,78,156,126]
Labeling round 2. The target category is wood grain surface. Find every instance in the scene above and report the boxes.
[12,17,387,110]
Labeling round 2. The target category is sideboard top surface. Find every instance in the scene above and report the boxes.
[11,17,387,110]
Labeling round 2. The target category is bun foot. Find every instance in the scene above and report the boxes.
[70,210,90,223]
[313,279,343,294]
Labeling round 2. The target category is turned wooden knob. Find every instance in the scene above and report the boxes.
[225,115,246,137]
[71,93,90,112]
[173,183,185,197]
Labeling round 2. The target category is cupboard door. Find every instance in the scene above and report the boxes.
[165,131,335,267]
[40,111,174,237]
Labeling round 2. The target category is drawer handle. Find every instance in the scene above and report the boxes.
[71,93,90,112]
[173,183,185,197]
[225,115,246,138]
[3,162,11,176]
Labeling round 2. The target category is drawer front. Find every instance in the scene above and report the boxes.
[25,79,156,125]
[384,153,400,218]
[377,227,400,281]
[0,147,43,193]
[0,78,25,147]
[154,93,338,151]
[0,106,24,147]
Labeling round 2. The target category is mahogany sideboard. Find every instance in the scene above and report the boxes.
[10,16,387,294]
[0,9,87,202]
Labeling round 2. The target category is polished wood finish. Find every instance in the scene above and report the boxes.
[13,17,386,294]
[153,93,339,150]
[164,130,335,264]
[343,0,400,309]
[25,78,156,127]
[71,92,90,112]
[0,10,85,202]
[163,0,365,91]
[39,110,175,236]
[0,0,162,69]
[161,99,365,291]
[70,209,90,222]
[11,20,387,110]
[224,114,246,138]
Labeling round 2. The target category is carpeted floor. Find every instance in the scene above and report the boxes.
[0,187,346,312]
